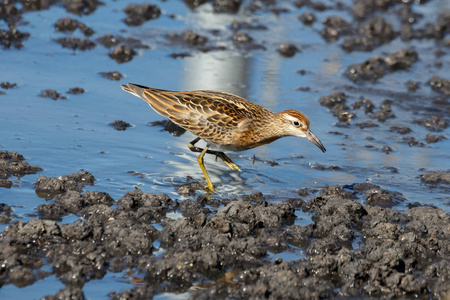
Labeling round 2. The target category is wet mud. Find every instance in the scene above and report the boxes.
[1,0,449,299]
[0,166,449,299]
[109,120,132,131]
[0,150,42,189]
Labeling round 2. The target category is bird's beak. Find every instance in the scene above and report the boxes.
[306,130,326,153]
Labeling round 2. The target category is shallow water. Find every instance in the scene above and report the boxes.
[0,0,449,298]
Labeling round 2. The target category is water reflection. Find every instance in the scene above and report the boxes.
[183,53,249,97]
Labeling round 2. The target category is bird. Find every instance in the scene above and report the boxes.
[121,83,326,192]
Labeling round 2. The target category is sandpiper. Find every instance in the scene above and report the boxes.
[121,83,326,192]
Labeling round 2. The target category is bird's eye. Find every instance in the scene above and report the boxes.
[292,120,300,127]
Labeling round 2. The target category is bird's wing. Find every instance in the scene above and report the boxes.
[121,84,261,144]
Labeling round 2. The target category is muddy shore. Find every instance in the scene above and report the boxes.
[1,0,449,299]
[1,163,449,298]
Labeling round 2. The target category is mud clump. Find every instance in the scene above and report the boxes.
[278,44,298,57]
[321,16,352,42]
[346,49,418,82]
[384,49,419,71]
[62,0,103,16]
[421,172,450,185]
[66,87,85,95]
[97,34,149,50]
[403,136,424,147]
[148,119,186,137]
[42,286,85,300]
[299,12,316,25]
[99,71,123,81]
[319,92,354,124]
[20,0,57,11]
[1,82,17,89]
[342,16,396,52]
[35,171,95,198]
[38,89,67,100]
[55,37,96,51]
[346,56,386,82]
[0,150,43,188]
[96,34,119,48]
[213,0,242,13]
[413,115,448,132]
[182,29,208,46]
[232,31,265,50]
[405,80,420,92]
[390,126,412,135]
[365,188,405,208]
[177,181,205,196]
[109,120,132,131]
[0,26,30,49]
[123,4,161,26]
[0,204,13,224]
[54,17,94,36]
[166,30,208,47]
[428,75,450,96]
[109,286,154,300]
[231,20,268,31]
[109,45,136,63]
[425,133,446,144]
[38,190,115,220]
[233,31,252,45]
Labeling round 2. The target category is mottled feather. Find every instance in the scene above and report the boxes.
[121,83,326,192]
[121,84,276,150]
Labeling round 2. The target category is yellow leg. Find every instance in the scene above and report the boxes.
[197,146,215,192]
[215,152,242,172]
[189,137,242,191]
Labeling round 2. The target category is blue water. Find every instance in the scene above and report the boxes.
[0,0,449,298]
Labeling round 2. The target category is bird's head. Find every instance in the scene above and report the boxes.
[280,109,326,153]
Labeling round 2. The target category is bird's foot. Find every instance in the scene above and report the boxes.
[215,152,242,172]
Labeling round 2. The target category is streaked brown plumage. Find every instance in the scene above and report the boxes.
[121,83,326,192]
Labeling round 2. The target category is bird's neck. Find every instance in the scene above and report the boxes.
[260,112,287,138]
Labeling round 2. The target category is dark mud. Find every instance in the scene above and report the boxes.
[108,45,137,64]
[1,0,449,299]
[421,172,450,185]
[319,87,447,148]
[148,119,186,137]
[66,87,86,95]
[1,82,17,90]
[109,120,132,131]
[0,26,29,49]
[55,17,94,37]
[428,75,450,96]
[123,4,161,27]
[99,71,124,81]
[1,166,449,299]
[345,49,418,82]
[0,150,42,189]
[278,43,299,57]
[38,89,68,100]
[55,37,96,51]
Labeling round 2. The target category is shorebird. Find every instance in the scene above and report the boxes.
[121,83,326,192]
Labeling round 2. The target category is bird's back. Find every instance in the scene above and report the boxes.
[121,84,274,149]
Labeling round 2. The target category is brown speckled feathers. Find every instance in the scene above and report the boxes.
[121,84,275,150]
[121,83,326,192]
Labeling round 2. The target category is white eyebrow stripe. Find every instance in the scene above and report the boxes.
[284,114,299,121]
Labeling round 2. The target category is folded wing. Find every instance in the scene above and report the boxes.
[121,83,260,146]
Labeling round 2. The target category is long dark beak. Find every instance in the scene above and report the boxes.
[306,130,326,153]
